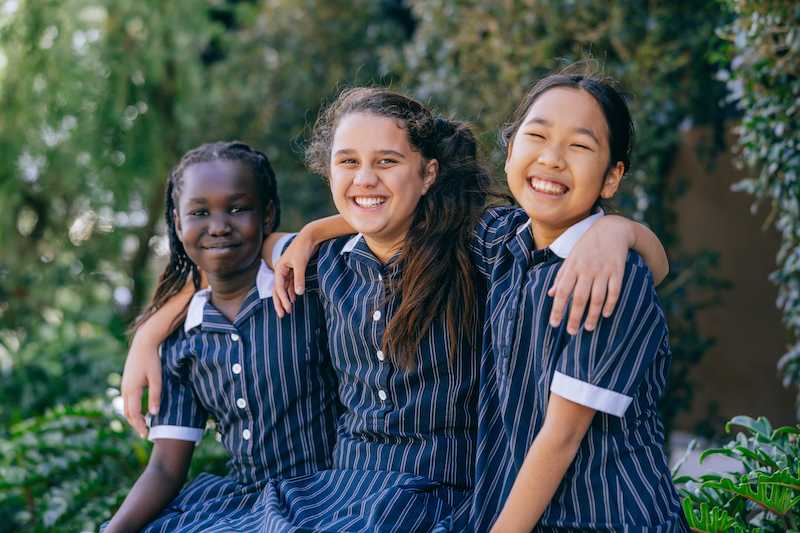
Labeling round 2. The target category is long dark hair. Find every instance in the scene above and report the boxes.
[132,141,279,333]
[306,87,494,369]
[502,64,635,177]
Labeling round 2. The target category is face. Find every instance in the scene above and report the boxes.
[329,112,436,259]
[505,87,623,240]
[175,160,267,278]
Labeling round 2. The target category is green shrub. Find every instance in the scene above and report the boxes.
[676,416,800,532]
[716,1,800,412]
[0,397,226,533]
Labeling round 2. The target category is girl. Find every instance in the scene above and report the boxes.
[123,89,668,532]
[104,142,340,533]
[469,71,687,532]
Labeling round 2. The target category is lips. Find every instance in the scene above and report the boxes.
[202,242,241,251]
[352,196,387,208]
[528,176,569,196]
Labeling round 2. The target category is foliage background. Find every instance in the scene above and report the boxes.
[0,0,796,531]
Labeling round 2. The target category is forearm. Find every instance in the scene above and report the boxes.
[132,283,195,347]
[491,431,583,532]
[491,396,594,533]
[628,220,668,284]
[301,214,355,244]
[104,461,187,533]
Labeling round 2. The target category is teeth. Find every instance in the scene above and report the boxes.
[530,178,567,195]
[354,196,387,208]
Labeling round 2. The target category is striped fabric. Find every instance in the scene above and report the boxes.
[466,209,687,532]
[251,234,485,532]
[135,260,341,533]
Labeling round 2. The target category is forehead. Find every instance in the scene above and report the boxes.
[523,87,609,141]
[179,160,257,199]
[332,112,414,153]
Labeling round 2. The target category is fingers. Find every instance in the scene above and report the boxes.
[565,276,593,335]
[147,369,162,416]
[602,273,621,318]
[272,263,294,317]
[548,268,576,328]
[293,259,306,297]
[125,387,148,438]
[583,278,607,332]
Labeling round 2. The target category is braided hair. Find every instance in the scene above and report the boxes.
[132,141,279,332]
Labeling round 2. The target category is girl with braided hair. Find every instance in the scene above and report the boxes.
[104,141,340,533]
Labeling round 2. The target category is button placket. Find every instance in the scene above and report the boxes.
[229,330,251,443]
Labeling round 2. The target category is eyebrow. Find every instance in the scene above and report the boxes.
[184,193,251,204]
[333,149,407,159]
[523,117,601,145]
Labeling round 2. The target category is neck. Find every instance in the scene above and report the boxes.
[529,211,592,250]
[206,259,261,322]
[364,233,406,264]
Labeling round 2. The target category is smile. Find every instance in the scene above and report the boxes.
[528,177,569,196]
[352,196,387,208]
[202,242,241,250]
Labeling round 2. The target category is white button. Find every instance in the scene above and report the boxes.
[236,398,246,409]
[373,310,381,321]
[215,432,222,442]
[378,389,387,401]
[378,273,383,281]
[376,350,385,362]
[231,333,240,341]
[242,429,251,440]
[232,363,242,375]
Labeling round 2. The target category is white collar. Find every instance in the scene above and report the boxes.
[340,233,363,255]
[184,260,274,332]
[516,210,605,259]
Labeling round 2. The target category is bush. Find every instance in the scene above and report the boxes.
[0,397,226,532]
[676,416,800,532]
[716,1,800,411]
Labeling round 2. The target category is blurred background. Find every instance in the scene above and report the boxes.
[1,1,798,531]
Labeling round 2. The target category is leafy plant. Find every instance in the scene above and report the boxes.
[715,0,800,412]
[676,416,800,532]
[0,397,226,532]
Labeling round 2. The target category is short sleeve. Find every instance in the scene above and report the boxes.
[550,255,666,417]
[470,206,528,279]
[147,332,207,442]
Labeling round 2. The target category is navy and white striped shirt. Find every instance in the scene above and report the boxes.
[149,260,341,487]
[469,208,685,531]
[311,234,484,490]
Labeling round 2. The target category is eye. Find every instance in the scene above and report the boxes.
[189,208,208,217]
[571,143,592,151]
[525,132,545,140]
[339,158,358,167]
[378,158,398,166]
[230,206,252,214]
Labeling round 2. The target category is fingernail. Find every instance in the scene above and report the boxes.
[139,432,146,439]
[149,407,158,415]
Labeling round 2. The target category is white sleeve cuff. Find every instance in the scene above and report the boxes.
[550,371,632,417]
[272,233,297,265]
[148,425,205,443]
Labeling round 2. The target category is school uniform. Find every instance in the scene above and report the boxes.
[249,234,484,533]
[131,258,341,533]
[467,208,687,532]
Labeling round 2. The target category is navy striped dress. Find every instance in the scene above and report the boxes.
[130,260,341,533]
[247,234,484,533]
[466,208,687,532]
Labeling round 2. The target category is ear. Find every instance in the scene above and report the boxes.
[173,208,184,239]
[504,139,515,175]
[421,159,438,195]
[600,162,624,199]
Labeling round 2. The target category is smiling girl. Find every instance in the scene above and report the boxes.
[469,71,687,532]
[103,142,339,533]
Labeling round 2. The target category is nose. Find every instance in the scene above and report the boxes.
[353,165,378,187]
[537,145,565,170]
[207,213,232,236]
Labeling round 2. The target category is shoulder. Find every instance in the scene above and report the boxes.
[159,325,190,360]
[475,205,527,237]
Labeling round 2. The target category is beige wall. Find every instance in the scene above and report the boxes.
[671,126,796,431]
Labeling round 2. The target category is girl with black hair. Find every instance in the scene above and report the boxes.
[104,142,340,533]
[469,70,687,532]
